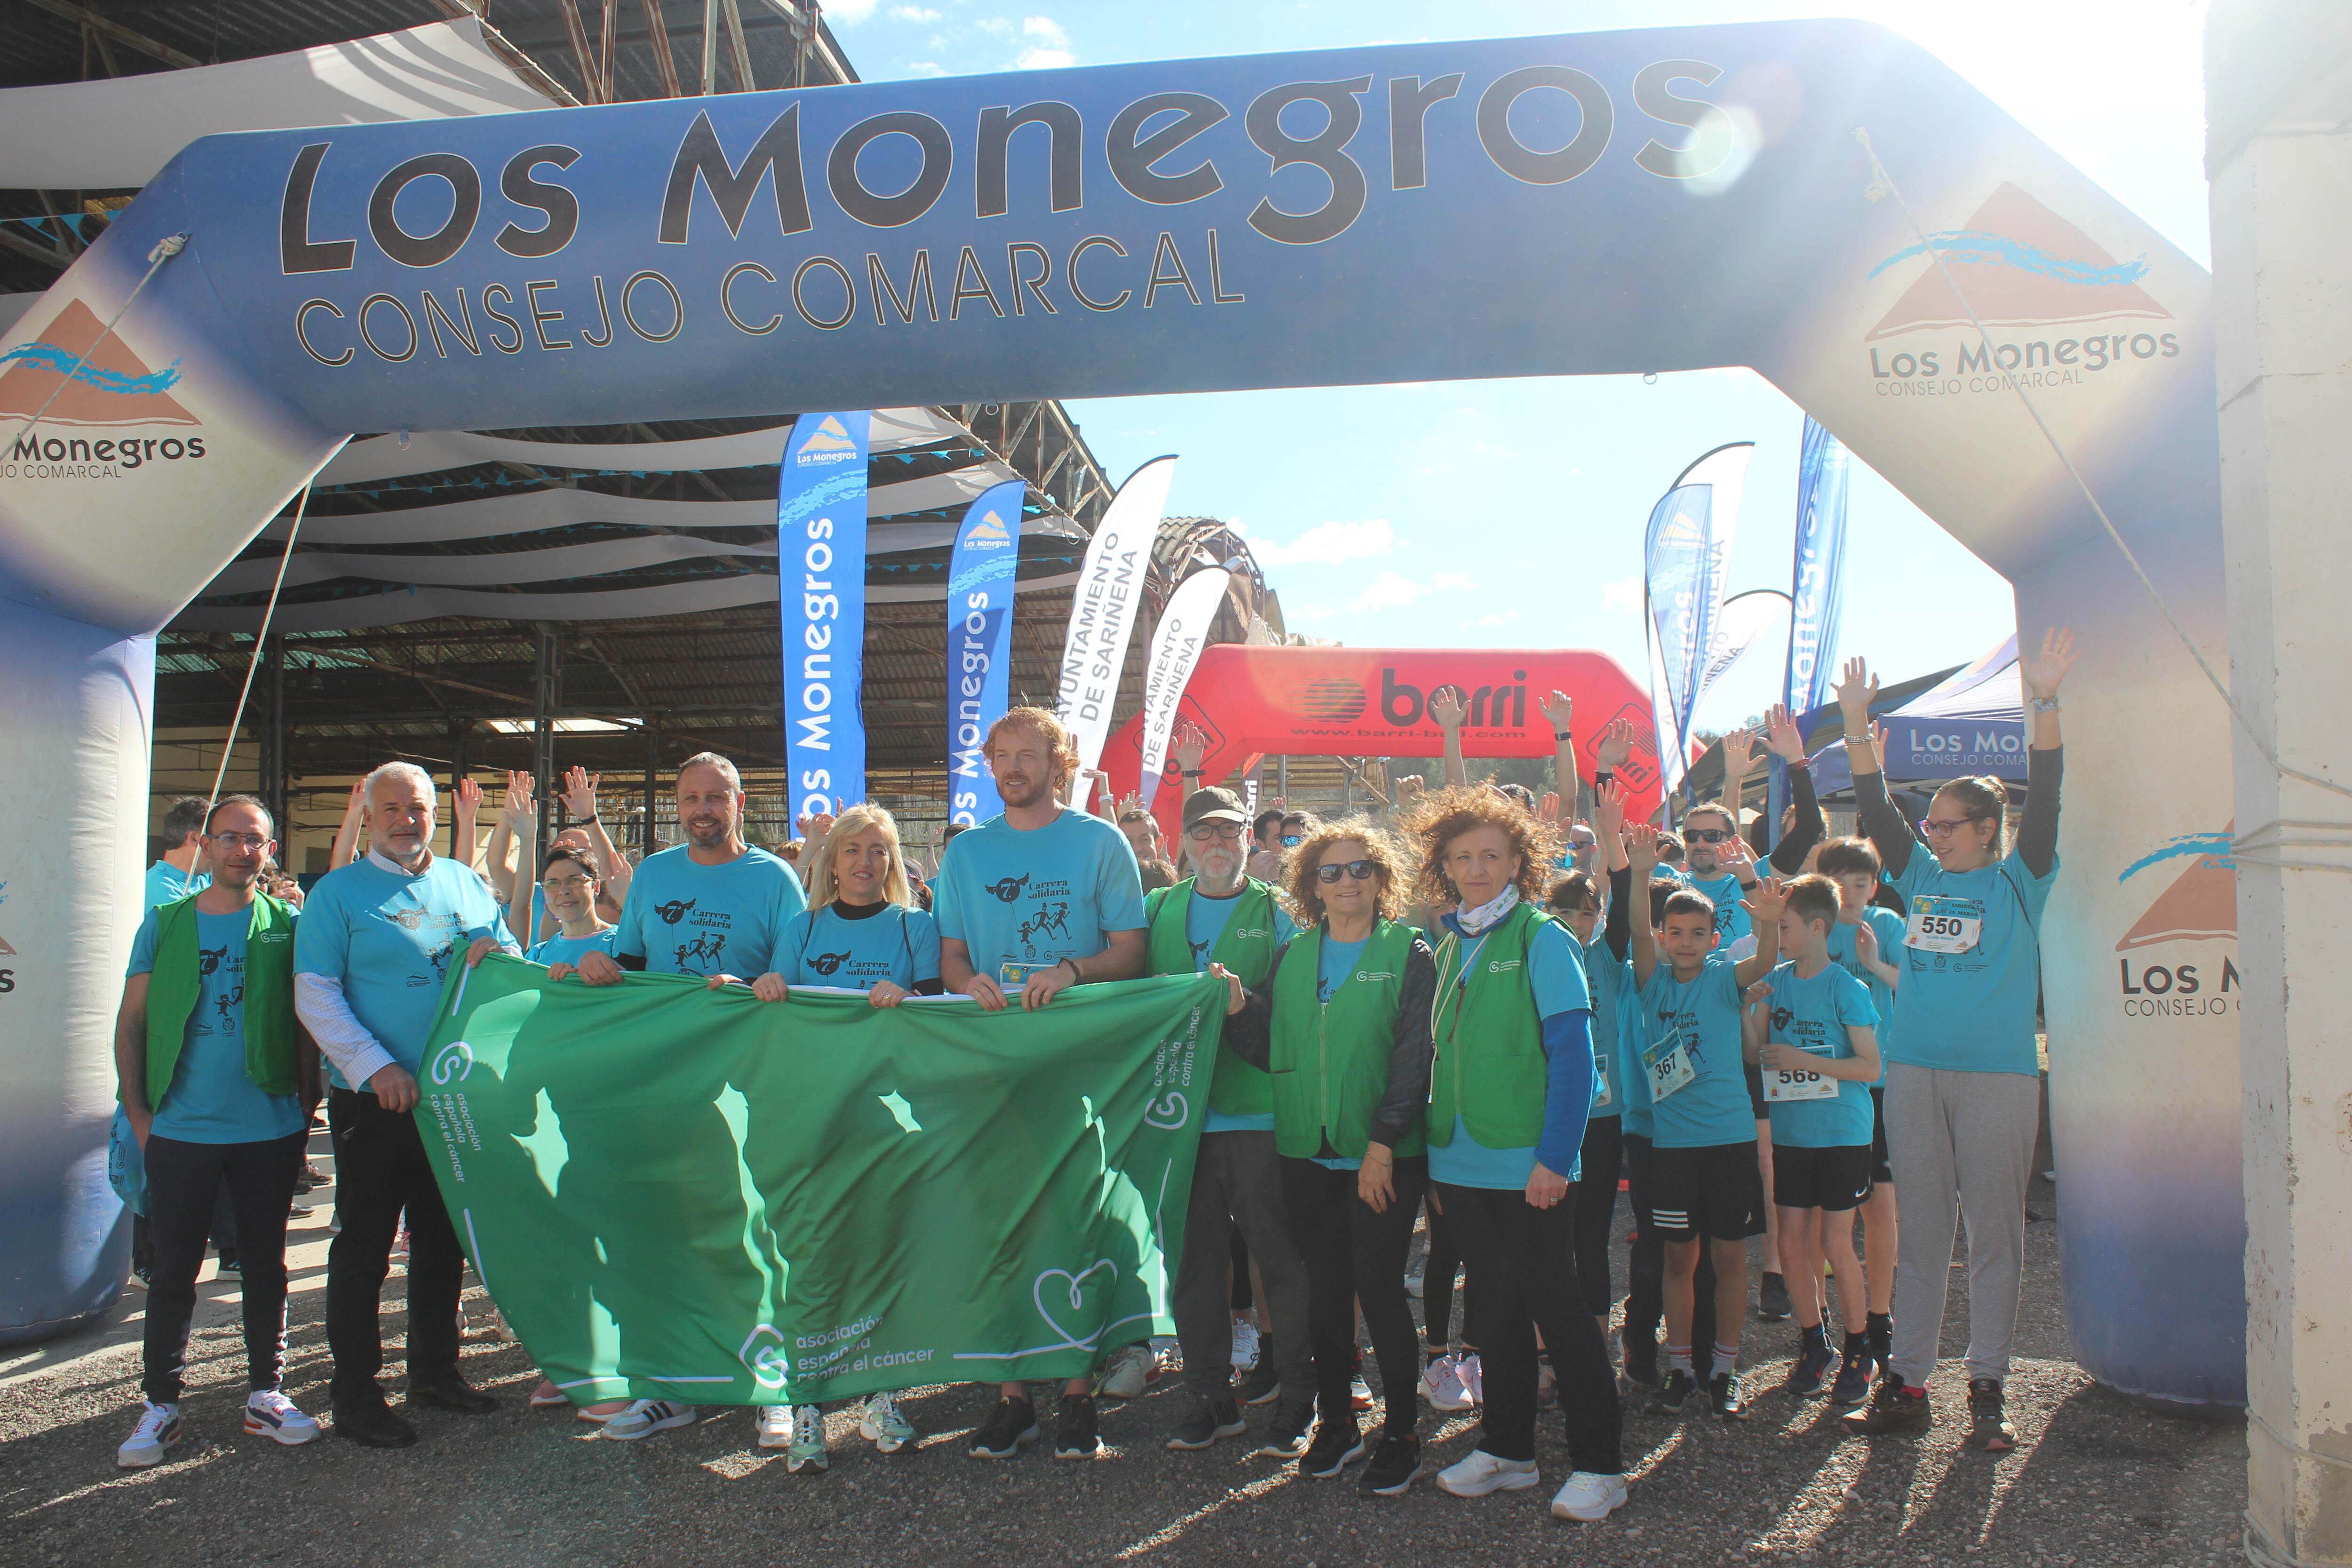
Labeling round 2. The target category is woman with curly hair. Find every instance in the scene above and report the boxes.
[1213,817,1436,1495]
[1400,786,1626,1523]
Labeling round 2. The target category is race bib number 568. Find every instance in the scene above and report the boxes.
[1905,895,1983,955]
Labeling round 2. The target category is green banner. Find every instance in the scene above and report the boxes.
[416,957,1220,1407]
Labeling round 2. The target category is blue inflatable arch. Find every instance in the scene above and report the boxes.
[0,20,2240,1410]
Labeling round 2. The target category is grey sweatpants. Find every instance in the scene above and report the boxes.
[1885,1063,2042,1385]
[1174,1130,1314,1401]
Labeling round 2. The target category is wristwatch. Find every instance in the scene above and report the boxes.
[1553,730,1573,743]
[2030,696,2061,713]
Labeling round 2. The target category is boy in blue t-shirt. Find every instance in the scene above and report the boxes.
[1817,837,1907,1376]
[1741,874,1882,1409]
[1627,824,1782,1421]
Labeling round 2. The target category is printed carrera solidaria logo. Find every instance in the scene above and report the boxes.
[1863,184,2180,399]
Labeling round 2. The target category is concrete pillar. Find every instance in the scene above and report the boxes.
[2210,3,2352,1560]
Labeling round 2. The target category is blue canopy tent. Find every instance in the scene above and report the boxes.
[1810,637,2025,793]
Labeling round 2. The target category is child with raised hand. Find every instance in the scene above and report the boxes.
[1625,822,1783,1420]
[1740,874,1883,1407]
[1817,836,1907,1381]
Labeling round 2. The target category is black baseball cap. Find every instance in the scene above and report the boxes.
[1181,787,1248,829]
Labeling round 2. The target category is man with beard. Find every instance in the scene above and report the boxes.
[294,763,516,1448]
[933,706,1148,1463]
[1145,788,1316,1461]
[572,751,809,1440]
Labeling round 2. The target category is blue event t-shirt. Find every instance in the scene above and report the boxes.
[143,861,210,908]
[612,844,807,979]
[128,905,304,1144]
[1614,957,1654,1139]
[1304,932,1375,1168]
[1581,929,1624,1118]
[1635,954,1755,1149]
[1828,907,1907,1085]
[526,927,621,967]
[776,901,942,991]
[1683,868,1749,947]
[295,852,514,1087]
[1188,887,1301,1134]
[1427,917,1593,1190]
[933,807,1146,982]
[1886,849,2058,1077]
[1757,959,1880,1149]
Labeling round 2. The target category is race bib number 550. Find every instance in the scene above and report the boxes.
[1905,895,1983,955]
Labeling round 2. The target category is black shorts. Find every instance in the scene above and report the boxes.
[1869,1085,1893,1186]
[1744,1061,1769,1121]
[1646,1140,1765,1242]
[1772,1143,1876,1212]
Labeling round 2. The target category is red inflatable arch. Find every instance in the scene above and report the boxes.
[1097,645,1666,840]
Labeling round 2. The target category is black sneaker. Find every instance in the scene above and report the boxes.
[968,1396,1038,1459]
[1841,1371,1930,1435]
[1651,1369,1697,1415]
[1234,1341,1282,1406]
[1054,1393,1099,1460]
[1829,1345,1876,1408]
[1254,1393,1314,1459]
[1167,1395,1245,1450]
[1297,1417,1365,1478]
[1787,1339,1834,1396]
[1709,1370,1748,1419]
[1359,1432,1423,1496]
[1757,1272,1793,1321]
[332,1396,417,1449]
[1967,1377,2016,1452]
[215,1255,242,1278]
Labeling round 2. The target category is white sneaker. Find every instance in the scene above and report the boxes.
[243,1389,321,1445]
[603,1399,695,1440]
[1438,1449,1540,1497]
[860,1391,914,1453]
[755,1404,794,1449]
[1349,1371,1374,1411]
[117,1401,181,1468]
[1422,1353,1474,1411]
[1404,1259,1427,1299]
[1456,1352,1484,1405]
[785,1404,827,1473]
[1230,1318,1261,1369]
[1552,1470,1629,1521]
[1097,1342,1163,1399]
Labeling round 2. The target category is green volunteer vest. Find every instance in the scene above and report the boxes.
[1270,920,1425,1160]
[1425,899,1553,1150]
[139,890,299,1107]
[1145,877,1281,1116]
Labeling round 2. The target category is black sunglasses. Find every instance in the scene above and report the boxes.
[1686,827,1733,844]
[1315,860,1380,884]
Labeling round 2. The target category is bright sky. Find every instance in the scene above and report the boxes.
[831,0,2212,731]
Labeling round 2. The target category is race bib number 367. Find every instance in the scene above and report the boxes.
[1905,895,1983,955]
[1643,1027,1694,1101]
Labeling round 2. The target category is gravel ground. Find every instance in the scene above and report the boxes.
[0,1130,2248,1568]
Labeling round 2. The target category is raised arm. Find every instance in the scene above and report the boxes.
[1733,875,1784,990]
[1720,724,1756,822]
[1760,703,1824,874]
[1540,689,1579,805]
[452,776,484,878]
[562,766,633,903]
[1431,685,1470,788]
[1172,720,1209,806]
[1626,822,1662,985]
[2015,628,2074,878]
[1836,655,1913,878]
[329,778,366,870]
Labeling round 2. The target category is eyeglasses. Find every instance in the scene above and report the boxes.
[542,874,595,891]
[1567,835,1597,849]
[208,832,270,850]
[1186,823,1244,843]
[1686,828,1732,844]
[1919,817,1980,838]
[1281,835,1303,847]
[1315,860,1380,884]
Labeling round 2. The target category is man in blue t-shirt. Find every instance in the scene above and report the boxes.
[112,795,321,1469]
[569,751,809,1443]
[932,707,1147,1464]
[294,762,516,1449]
[1627,823,1781,1420]
[142,795,213,909]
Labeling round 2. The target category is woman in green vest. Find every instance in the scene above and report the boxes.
[1401,786,1628,1523]
[1216,819,1436,1496]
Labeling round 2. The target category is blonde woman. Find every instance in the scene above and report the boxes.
[746,804,943,1472]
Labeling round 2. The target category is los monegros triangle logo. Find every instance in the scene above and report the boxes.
[0,300,209,476]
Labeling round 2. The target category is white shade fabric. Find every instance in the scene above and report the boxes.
[0,20,556,191]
